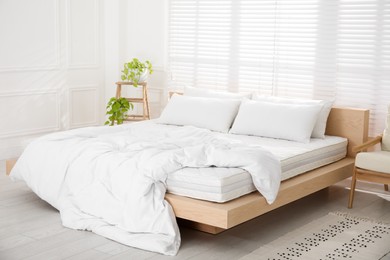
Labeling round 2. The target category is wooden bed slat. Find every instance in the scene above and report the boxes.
[6,158,17,176]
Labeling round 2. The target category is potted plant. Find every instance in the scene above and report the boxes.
[121,58,153,87]
[104,97,134,126]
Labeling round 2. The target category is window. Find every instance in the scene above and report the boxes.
[168,0,390,135]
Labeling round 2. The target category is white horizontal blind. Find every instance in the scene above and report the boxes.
[237,1,275,95]
[272,1,319,99]
[335,0,390,134]
[168,1,232,91]
[168,0,390,135]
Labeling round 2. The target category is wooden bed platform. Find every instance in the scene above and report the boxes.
[5,107,369,234]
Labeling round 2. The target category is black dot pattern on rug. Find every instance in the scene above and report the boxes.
[266,214,390,260]
[322,219,390,260]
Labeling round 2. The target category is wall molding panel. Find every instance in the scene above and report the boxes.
[0,0,105,160]
[66,0,100,69]
[0,0,60,72]
[145,87,164,118]
[0,90,61,139]
[69,86,99,128]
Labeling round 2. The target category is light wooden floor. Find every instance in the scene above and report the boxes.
[1,160,389,260]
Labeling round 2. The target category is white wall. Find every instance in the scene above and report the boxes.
[104,0,168,119]
[0,0,168,160]
[0,0,105,160]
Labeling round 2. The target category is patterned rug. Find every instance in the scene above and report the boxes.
[240,212,390,260]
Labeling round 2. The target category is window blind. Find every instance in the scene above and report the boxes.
[168,0,390,135]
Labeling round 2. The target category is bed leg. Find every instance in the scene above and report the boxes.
[177,219,226,234]
[5,158,17,176]
[348,168,357,208]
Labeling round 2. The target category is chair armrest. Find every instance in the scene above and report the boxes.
[352,135,382,153]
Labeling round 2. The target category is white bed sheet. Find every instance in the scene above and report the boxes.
[167,135,347,202]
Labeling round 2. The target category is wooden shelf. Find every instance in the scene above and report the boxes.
[115,81,150,121]
[125,98,144,102]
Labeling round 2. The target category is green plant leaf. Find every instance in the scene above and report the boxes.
[120,58,152,83]
[104,96,132,126]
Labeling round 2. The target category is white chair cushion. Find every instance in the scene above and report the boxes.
[355,151,390,174]
[382,104,390,151]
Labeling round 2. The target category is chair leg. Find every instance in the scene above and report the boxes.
[385,184,389,191]
[348,168,358,208]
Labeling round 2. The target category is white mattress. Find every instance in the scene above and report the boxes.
[166,135,347,202]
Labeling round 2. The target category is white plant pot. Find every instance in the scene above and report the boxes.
[134,70,149,83]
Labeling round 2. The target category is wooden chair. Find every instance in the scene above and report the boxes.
[348,136,390,208]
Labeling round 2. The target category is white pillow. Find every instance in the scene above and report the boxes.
[184,87,252,100]
[382,104,390,151]
[158,94,241,133]
[252,94,334,139]
[230,100,322,143]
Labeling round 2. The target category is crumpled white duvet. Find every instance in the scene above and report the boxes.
[10,121,281,255]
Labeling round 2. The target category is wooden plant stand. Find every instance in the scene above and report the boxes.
[115,81,150,121]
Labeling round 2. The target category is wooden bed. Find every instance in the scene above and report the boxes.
[166,107,369,234]
[5,107,369,234]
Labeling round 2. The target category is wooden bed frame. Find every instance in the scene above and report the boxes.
[166,107,369,234]
[5,107,369,234]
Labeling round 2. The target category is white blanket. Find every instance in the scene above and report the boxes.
[10,121,281,255]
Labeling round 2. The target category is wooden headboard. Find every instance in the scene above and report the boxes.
[326,107,369,157]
